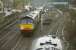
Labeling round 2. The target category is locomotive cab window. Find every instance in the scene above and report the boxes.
[20,17,34,24]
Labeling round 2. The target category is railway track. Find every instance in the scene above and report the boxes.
[11,37,32,50]
[0,13,22,50]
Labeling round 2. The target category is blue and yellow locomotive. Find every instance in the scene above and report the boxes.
[19,10,42,34]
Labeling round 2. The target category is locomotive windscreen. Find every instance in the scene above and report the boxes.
[21,18,33,24]
[21,19,33,24]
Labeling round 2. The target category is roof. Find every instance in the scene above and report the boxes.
[26,10,41,19]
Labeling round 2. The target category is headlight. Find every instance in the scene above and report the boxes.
[20,26,24,30]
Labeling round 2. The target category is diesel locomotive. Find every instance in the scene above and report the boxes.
[19,10,42,34]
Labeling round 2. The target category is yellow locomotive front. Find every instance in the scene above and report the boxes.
[19,17,34,33]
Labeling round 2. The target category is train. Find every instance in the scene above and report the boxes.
[19,9,42,34]
[31,35,62,50]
